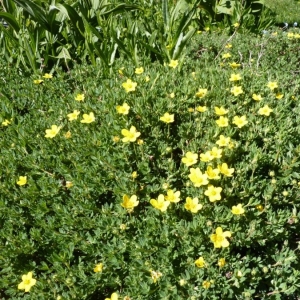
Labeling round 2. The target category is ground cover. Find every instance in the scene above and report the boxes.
[1,28,300,299]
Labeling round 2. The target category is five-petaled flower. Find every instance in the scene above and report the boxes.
[121,194,139,211]
[45,125,61,138]
[122,79,137,92]
[43,73,53,79]
[181,151,198,166]
[216,135,231,147]
[160,112,174,123]
[75,94,85,101]
[267,81,278,90]
[204,185,222,202]
[209,147,222,159]
[195,88,208,98]
[121,126,141,142]
[150,194,170,212]
[105,292,118,300]
[232,115,248,128]
[135,67,144,74]
[210,227,232,248]
[205,166,220,180]
[196,106,207,112]
[67,110,80,121]
[218,258,226,267]
[168,60,178,68]
[222,53,231,59]
[229,62,241,68]
[216,116,229,127]
[18,272,36,292]
[231,86,243,96]
[116,103,130,115]
[164,189,181,203]
[17,176,27,186]
[33,79,43,84]
[252,93,263,101]
[94,263,103,273]
[229,74,241,81]
[188,168,209,187]
[195,257,206,268]
[81,112,95,124]
[258,105,273,116]
[214,106,229,115]
[218,163,234,177]
[231,204,245,215]
[184,197,203,213]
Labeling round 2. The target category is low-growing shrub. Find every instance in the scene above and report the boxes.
[0,30,300,299]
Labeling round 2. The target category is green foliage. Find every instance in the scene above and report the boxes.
[1,29,300,299]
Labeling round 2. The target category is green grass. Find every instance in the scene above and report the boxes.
[265,0,300,24]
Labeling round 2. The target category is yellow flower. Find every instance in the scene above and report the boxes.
[135,67,144,74]
[216,116,229,127]
[17,176,27,186]
[43,73,53,79]
[18,272,36,292]
[233,22,239,28]
[210,227,231,248]
[214,106,228,115]
[121,194,139,211]
[64,131,71,139]
[209,147,222,159]
[222,53,231,59]
[184,197,202,213]
[195,88,208,98]
[218,163,234,177]
[267,81,278,90]
[105,292,118,300]
[93,263,103,273]
[256,204,264,212]
[113,136,120,143]
[204,26,210,31]
[195,257,206,268]
[118,68,124,75]
[137,139,143,145]
[122,79,137,92]
[169,92,175,98]
[229,73,241,81]
[252,93,263,101]
[205,166,220,180]
[200,151,214,162]
[75,94,85,101]
[202,281,211,289]
[229,62,241,68]
[196,106,207,112]
[232,115,248,128]
[165,189,181,203]
[188,168,209,187]
[204,185,222,202]
[81,112,95,123]
[150,270,162,283]
[150,194,170,212]
[67,110,80,121]
[258,105,273,116]
[216,135,230,147]
[287,32,294,38]
[197,30,202,34]
[33,79,43,84]
[120,224,127,230]
[231,85,243,96]
[168,60,178,68]
[45,125,61,138]
[275,93,283,99]
[160,112,174,123]
[225,44,232,49]
[272,32,278,36]
[191,72,196,78]
[131,171,138,179]
[2,119,11,126]
[231,204,245,215]
[181,151,198,166]
[121,126,141,142]
[145,76,150,82]
[188,108,194,112]
[218,258,226,267]
[65,181,73,188]
[116,103,130,115]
